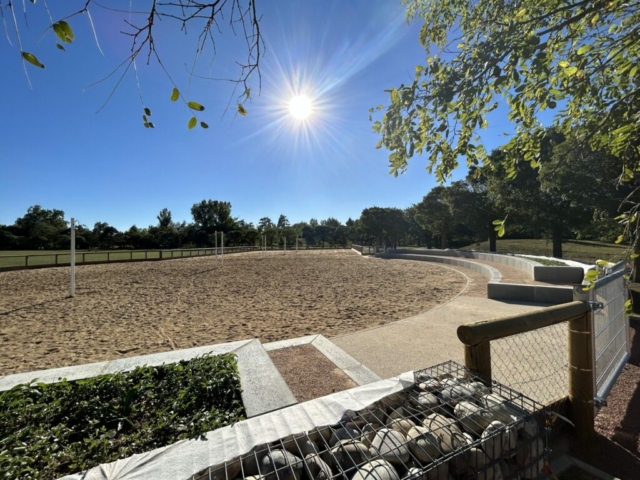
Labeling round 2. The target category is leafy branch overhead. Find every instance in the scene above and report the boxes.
[374,0,639,184]
[4,0,263,128]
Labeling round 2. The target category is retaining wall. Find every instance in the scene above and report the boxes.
[381,250,577,305]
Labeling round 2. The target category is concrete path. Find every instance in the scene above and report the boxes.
[332,295,548,379]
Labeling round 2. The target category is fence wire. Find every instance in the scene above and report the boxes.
[490,322,569,406]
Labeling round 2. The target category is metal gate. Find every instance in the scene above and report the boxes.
[574,265,631,405]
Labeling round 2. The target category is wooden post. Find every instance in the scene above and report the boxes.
[464,338,492,385]
[568,311,595,443]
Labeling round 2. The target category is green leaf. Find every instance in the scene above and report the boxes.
[391,88,400,103]
[492,219,503,225]
[187,101,205,111]
[144,108,151,116]
[237,104,247,116]
[144,122,150,128]
[631,253,639,259]
[615,235,624,244]
[170,87,179,102]
[577,45,592,55]
[565,66,578,76]
[630,66,638,79]
[52,21,73,43]
[625,299,633,315]
[188,117,197,129]
[148,122,155,129]
[200,121,209,129]
[56,43,65,51]
[558,60,570,68]
[59,21,74,41]
[497,225,505,237]
[21,52,45,68]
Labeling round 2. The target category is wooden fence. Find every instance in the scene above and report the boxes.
[457,301,596,442]
[0,244,352,272]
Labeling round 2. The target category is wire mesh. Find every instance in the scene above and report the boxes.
[590,272,630,399]
[189,361,550,480]
[490,322,569,406]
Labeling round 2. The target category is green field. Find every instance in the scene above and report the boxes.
[460,238,627,264]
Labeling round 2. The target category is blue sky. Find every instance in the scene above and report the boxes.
[1,1,511,231]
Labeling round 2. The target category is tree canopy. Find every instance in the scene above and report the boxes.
[374,0,639,185]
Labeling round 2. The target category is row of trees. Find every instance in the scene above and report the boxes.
[0,202,380,251]
[0,133,629,256]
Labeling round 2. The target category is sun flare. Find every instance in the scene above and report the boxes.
[288,95,313,120]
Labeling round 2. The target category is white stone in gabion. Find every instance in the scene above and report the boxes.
[329,439,371,472]
[260,449,303,480]
[422,413,456,435]
[467,381,491,399]
[351,459,400,480]
[454,401,493,436]
[481,421,517,460]
[439,378,460,389]
[303,453,333,480]
[410,391,440,414]
[370,428,410,466]
[439,385,475,407]
[417,379,441,393]
[388,417,416,438]
[479,393,517,425]
[407,426,441,463]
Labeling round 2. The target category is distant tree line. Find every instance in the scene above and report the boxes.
[0,134,630,257]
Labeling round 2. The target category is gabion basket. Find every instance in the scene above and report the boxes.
[191,361,551,480]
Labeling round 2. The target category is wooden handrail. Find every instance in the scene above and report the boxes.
[457,301,591,345]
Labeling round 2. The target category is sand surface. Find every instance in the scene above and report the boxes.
[0,250,465,375]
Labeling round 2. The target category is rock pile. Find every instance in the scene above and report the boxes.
[196,372,546,480]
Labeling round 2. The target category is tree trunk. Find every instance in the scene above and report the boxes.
[441,231,448,249]
[488,228,497,252]
[552,224,563,258]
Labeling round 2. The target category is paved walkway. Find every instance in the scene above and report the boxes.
[331,260,550,379]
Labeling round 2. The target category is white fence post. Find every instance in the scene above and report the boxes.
[70,218,76,297]
[221,231,224,264]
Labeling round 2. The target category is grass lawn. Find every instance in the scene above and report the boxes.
[459,238,627,264]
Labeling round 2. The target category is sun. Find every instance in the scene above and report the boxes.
[288,95,313,120]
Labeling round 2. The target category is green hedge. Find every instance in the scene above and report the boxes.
[0,354,245,479]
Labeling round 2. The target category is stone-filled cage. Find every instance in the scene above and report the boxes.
[190,361,551,480]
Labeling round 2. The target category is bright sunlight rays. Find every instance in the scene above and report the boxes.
[288,95,313,120]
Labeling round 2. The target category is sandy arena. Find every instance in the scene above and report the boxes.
[0,250,465,375]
